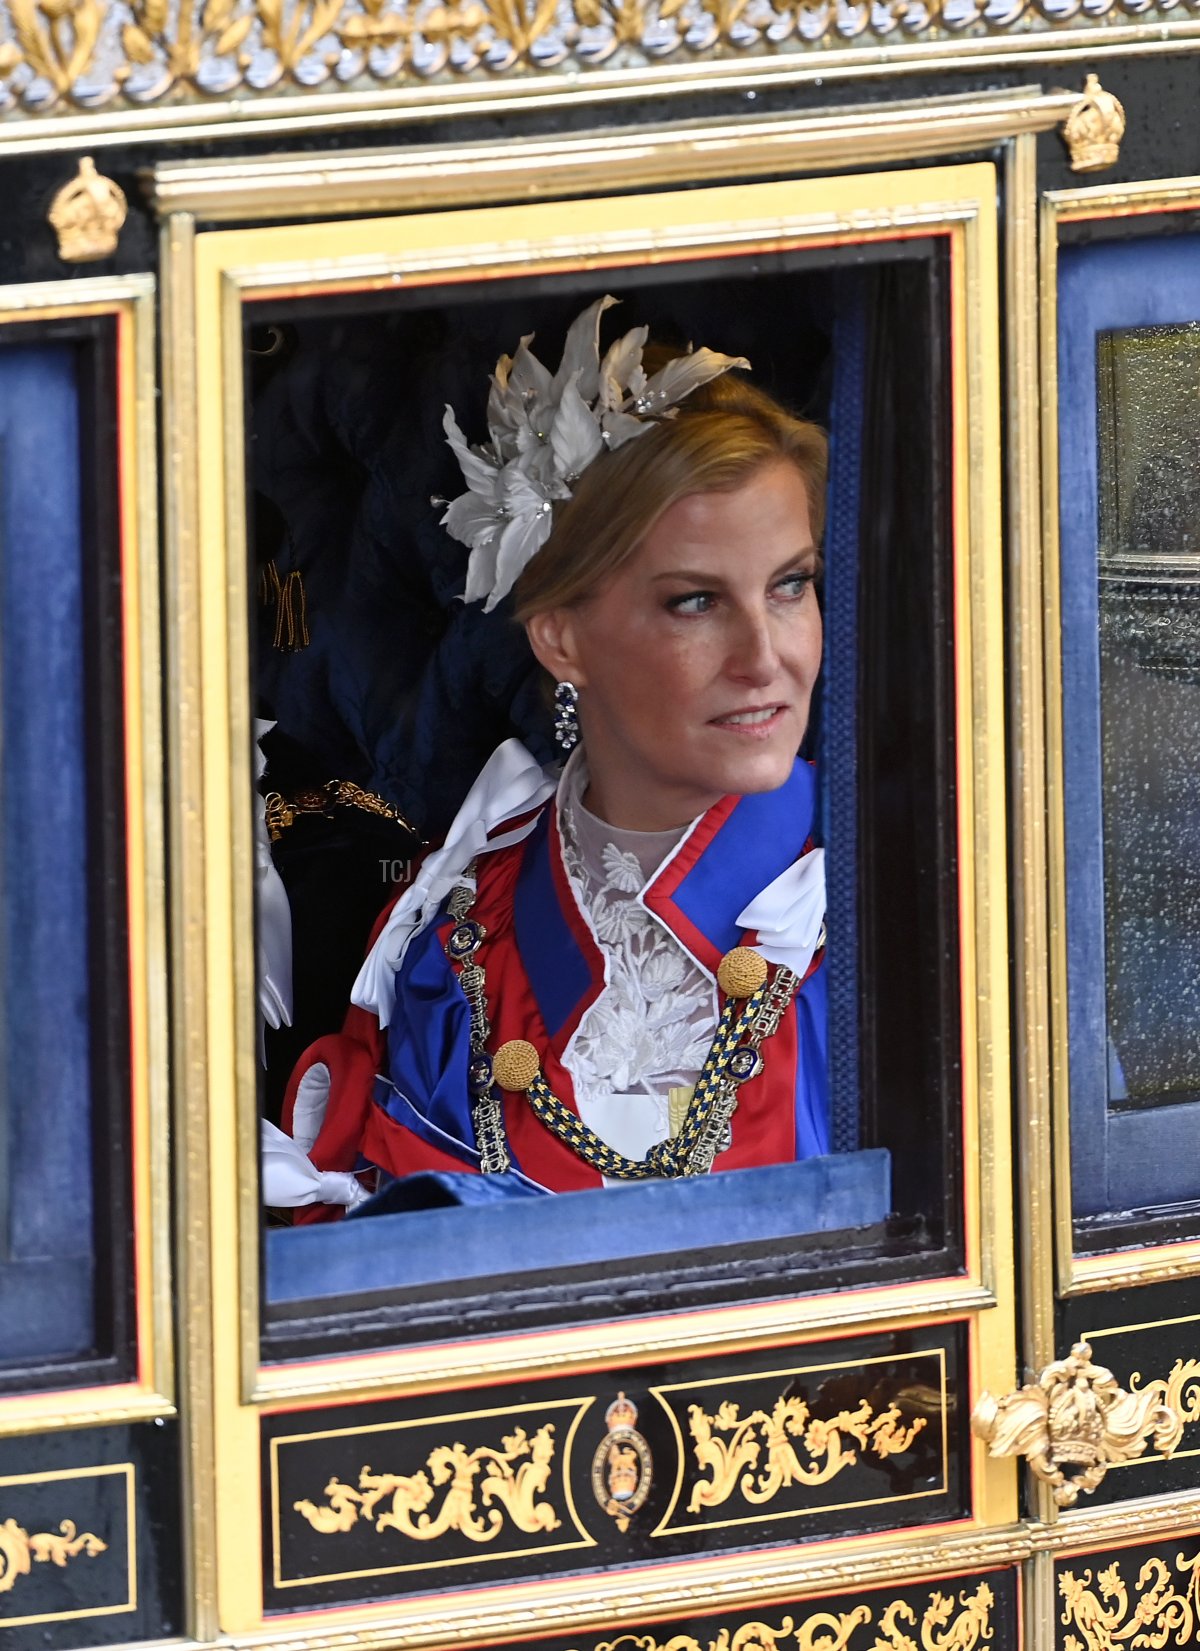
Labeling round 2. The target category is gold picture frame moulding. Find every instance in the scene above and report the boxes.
[0,275,173,1438]
[172,162,1015,1638]
[144,87,1080,224]
[1039,174,1200,1300]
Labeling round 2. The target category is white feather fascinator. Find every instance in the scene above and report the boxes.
[439,295,750,612]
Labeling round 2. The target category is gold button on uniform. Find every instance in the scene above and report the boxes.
[492,1039,542,1093]
[717,947,768,999]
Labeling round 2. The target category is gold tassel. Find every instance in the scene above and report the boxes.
[259,560,310,652]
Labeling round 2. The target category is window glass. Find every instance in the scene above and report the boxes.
[1057,233,1200,1241]
[1097,322,1200,1110]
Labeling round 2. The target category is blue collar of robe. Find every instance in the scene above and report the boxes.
[514,757,817,1061]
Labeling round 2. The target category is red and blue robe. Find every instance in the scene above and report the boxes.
[283,757,828,1211]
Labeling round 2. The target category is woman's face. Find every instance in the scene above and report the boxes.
[526,458,823,832]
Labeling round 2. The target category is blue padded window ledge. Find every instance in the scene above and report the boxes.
[267,1150,891,1303]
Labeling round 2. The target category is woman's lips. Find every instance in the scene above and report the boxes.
[709,704,789,736]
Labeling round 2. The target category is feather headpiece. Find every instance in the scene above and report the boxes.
[439,295,750,611]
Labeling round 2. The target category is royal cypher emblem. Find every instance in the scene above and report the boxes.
[590,1393,653,1533]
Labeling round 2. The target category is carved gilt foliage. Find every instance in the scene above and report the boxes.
[574,1580,995,1651]
[0,0,1189,115]
[1059,1550,1200,1651]
[686,1393,926,1514]
[293,1422,563,1544]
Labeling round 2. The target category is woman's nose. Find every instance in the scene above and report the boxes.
[728,608,779,685]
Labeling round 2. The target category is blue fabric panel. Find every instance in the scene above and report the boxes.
[383,915,478,1160]
[1107,1099,1200,1210]
[0,345,95,1358]
[794,959,830,1157]
[821,275,866,1153]
[1057,235,1200,1217]
[267,1148,892,1301]
[513,808,593,1043]
[671,760,815,956]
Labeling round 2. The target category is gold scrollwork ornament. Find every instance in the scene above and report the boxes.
[0,1516,106,1594]
[687,1391,926,1514]
[294,1423,562,1542]
[971,1341,1200,1506]
[591,1393,652,1533]
[1059,1550,1200,1651]
[47,156,128,263]
[1061,73,1126,172]
[576,1579,995,1651]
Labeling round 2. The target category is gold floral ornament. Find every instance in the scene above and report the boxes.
[574,1580,995,1651]
[1059,1550,1200,1651]
[47,157,127,263]
[971,1342,1200,1507]
[1062,73,1126,172]
[686,1392,926,1514]
[294,1424,562,1542]
[0,1517,107,1595]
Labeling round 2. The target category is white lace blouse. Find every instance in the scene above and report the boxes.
[556,752,718,1164]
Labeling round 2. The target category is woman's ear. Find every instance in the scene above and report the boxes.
[524,608,587,688]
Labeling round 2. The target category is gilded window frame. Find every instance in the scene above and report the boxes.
[1039,175,1200,1299]
[0,273,173,1435]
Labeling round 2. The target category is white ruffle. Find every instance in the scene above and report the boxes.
[255,719,292,1055]
[736,846,826,980]
[261,1119,370,1210]
[351,738,557,1026]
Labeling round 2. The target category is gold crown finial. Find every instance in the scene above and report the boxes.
[48,157,128,264]
[47,156,127,264]
[605,1392,638,1430]
[1062,74,1126,174]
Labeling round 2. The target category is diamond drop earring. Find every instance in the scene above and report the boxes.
[553,681,581,753]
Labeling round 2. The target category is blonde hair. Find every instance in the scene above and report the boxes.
[513,365,827,621]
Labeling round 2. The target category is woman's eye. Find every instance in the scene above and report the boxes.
[666,591,716,616]
[774,571,814,600]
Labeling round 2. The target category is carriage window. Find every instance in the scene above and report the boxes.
[0,296,163,1395]
[1057,232,1200,1248]
[184,172,1003,1356]
[247,255,970,1351]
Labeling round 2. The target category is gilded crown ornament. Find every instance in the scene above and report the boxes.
[47,157,128,263]
[971,1340,1198,1506]
[1062,74,1126,173]
[439,295,749,611]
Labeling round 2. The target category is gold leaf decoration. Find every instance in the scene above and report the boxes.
[576,1582,994,1651]
[972,1342,1195,1507]
[0,1517,107,1596]
[0,0,1169,120]
[294,1423,562,1544]
[1058,1551,1200,1651]
[120,19,155,57]
[686,1394,927,1514]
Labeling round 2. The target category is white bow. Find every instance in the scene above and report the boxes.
[736,846,826,979]
[352,739,557,1026]
[260,1119,370,1210]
